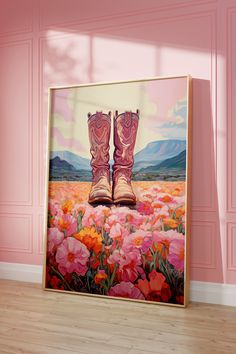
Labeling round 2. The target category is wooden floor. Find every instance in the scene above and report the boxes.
[0,280,236,354]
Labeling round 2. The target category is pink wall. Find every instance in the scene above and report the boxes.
[0,0,235,284]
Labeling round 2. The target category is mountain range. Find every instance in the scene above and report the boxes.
[140,149,186,172]
[50,151,90,170]
[50,156,76,171]
[133,139,186,170]
[49,139,186,181]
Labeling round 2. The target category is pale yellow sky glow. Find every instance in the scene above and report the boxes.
[50,78,187,159]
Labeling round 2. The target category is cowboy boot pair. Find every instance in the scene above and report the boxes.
[87,110,139,205]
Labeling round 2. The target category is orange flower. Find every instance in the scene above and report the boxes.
[61,200,74,214]
[175,207,185,219]
[133,236,143,247]
[159,195,173,203]
[152,202,164,209]
[58,217,70,231]
[172,187,181,196]
[163,218,179,229]
[103,208,110,218]
[94,270,108,285]
[74,227,102,254]
[153,239,170,259]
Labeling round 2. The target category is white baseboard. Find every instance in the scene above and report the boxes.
[189,280,236,307]
[0,262,42,284]
[0,262,236,306]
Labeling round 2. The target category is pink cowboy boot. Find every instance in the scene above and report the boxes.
[88,111,112,204]
[113,110,139,205]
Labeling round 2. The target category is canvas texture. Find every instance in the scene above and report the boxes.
[45,77,189,305]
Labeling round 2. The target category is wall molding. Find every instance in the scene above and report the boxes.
[0,262,236,306]
[191,220,216,269]
[0,214,33,254]
[227,7,236,212]
[0,13,33,38]
[0,39,33,207]
[227,222,236,271]
[39,0,217,32]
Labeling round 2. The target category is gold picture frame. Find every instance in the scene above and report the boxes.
[43,75,192,307]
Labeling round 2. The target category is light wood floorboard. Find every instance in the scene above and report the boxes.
[0,280,236,354]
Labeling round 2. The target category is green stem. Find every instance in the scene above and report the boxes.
[160,260,173,287]
[50,265,73,291]
[153,251,158,270]
[77,212,83,232]
[109,263,118,288]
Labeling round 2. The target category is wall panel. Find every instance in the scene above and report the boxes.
[0,0,235,284]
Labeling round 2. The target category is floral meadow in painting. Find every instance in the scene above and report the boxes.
[44,76,191,306]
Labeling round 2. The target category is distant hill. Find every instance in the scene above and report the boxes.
[49,156,92,181]
[50,156,76,171]
[50,151,90,171]
[134,139,186,170]
[141,150,186,172]
[49,140,186,181]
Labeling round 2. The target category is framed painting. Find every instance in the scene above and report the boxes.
[43,75,192,307]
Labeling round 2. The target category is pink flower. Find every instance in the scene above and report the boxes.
[108,248,142,282]
[81,208,95,227]
[104,214,118,232]
[109,223,129,241]
[56,237,89,276]
[158,194,185,209]
[47,227,64,254]
[175,196,185,205]
[148,186,162,195]
[141,209,168,231]
[153,230,185,271]
[72,202,89,217]
[108,281,145,300]
[136,201,154,215]
[168,239,185,271]
[158,229,184,241]
[123,230,152,253]
[136,186,159,203]
[111,206,131,220]
[48,202,60,216]
[82,205,110,228]
[104,206,129,232]
[125,209,145,228]
[57,214,77,236]
[152,204,169,217]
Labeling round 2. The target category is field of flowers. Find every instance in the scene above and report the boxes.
[46,181,186,305]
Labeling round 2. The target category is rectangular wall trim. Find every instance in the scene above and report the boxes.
[0,262,236,307]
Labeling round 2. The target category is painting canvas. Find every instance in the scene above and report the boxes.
[43,76,192,307]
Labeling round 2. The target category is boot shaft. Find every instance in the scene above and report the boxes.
[87,111,111,183]
[113,110,139,182]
